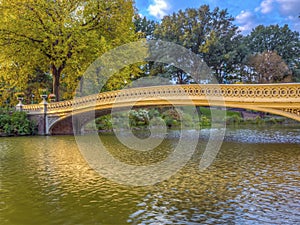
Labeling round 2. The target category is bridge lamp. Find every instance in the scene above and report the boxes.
[31,94,35,104]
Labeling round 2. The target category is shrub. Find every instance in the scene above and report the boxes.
[149,117,165,127]
[112,112,130,129]
[162,108,182,128]
[0,109,36,136]
[199,116,211,127]
[129,109,150,127]
[95,115,112,131]
[226,114,242,125]
[148,108,160,119]
[181,113,194,128]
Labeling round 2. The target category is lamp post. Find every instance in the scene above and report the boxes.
[40,94,48,135]
[31,94,35,104]
[15,92,25,111]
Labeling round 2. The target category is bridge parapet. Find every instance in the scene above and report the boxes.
[23,83,300,114]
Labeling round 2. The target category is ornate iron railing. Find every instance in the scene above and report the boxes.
[22,83,300,114]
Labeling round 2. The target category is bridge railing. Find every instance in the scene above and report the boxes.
[22,83,300,114]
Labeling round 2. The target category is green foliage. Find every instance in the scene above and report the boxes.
[0,2,299,107]
[154,5,240,83]
[226,114,242,125]
[243,116,265,125]
[181,113,194,127]
[245,24,300,81]
[246,25,299,66]
[134,14,157,39]
[199,116,211,127]
[148,108,160,119]
[94,107,204,130]
[264,117,285,124]
[129,109,150,127]
[0,109,36,136]
[0,0,137,102]
[95,115,112,131]
[162,108,181,127]
[92,107,291,131]
[162,108,181,121]
[111,112,130,129]
[149,117,165,127]
[1,2,298,108]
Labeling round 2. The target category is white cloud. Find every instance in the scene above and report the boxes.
[293,20,300,32]
[277,0,299,16]
[260,0,275,14]
[286,15,300,32]
[256,0,299,16]
[276,0,300,31]
[147,0,170,19]
[253,0,300,32]
[236,10,257,33]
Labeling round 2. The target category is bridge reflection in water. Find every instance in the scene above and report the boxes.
[21,83,300,135]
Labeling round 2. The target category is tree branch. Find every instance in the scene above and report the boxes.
[0,29,43,43]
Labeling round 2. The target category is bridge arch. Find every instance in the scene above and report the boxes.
[49,98,300,135]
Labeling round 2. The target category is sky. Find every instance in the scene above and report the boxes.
[135,0,300,34]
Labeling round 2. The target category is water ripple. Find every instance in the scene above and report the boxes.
[1,127,299,224]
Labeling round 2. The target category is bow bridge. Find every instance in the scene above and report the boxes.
[20,83,300,135]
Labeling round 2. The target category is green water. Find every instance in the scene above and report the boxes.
[0,126,299,224]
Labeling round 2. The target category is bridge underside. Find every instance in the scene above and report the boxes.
[48,99,300,135]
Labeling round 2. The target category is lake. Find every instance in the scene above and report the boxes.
[0,125,299,224]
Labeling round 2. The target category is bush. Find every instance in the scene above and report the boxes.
[148,108,160,119]
[162,108,182,128]
[226,114,242,125]
[0,113,11,134]
[0,110,36,136]
[149,117,165,127]
[129,109,150,127]
[199,116,211,127]
[112,112,130,129]
[95,115,112,131]
[162,108,181,121]
[181,113,194,128]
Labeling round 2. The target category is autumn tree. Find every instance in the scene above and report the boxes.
[0,0,136,101]
[245,25,300,81]
[248,51,292,83]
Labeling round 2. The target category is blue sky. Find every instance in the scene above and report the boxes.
[135,0,300,34]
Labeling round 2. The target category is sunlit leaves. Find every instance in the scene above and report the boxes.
[0,0,136,102]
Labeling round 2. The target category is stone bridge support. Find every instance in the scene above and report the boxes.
[16,97,49,135]
[27,114,48,135]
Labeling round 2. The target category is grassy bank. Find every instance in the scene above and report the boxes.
[85,106,295,132]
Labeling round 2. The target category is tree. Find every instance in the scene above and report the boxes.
[154,5,241,83]
[248,51,292,83]
[245,25,300,81]
[0,0,136,101]
[134,14,157,39]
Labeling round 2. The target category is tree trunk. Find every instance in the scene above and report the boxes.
[51,64,61,101]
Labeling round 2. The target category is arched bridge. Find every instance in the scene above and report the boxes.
[21,83,300,135]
